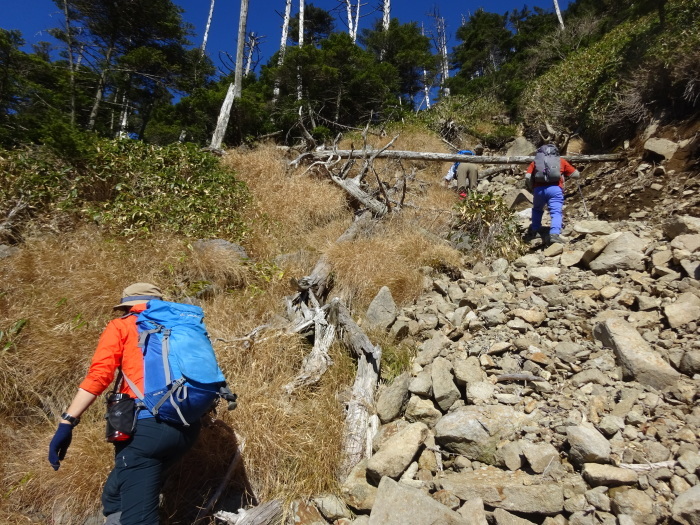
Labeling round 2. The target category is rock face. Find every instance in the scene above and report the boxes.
[286,155,699,524]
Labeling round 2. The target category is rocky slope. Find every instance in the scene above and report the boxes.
[274,132,700,525]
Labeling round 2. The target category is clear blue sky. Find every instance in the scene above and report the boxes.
[4,0,571,76]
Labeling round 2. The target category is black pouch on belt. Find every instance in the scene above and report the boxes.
[105,371,138,442]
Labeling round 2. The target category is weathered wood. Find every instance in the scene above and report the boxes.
[329,299,382,478]
[283,306,336,395]
[307,149,625,165]
[618,460,678,471]
[215,499,284,525]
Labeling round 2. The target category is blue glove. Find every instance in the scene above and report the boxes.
[48,423,73,471]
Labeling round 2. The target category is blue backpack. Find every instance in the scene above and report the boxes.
[122,300,235,426]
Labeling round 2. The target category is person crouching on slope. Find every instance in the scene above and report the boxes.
[523,144,580,246]
[444,149,479,199]
[48,283,201,525]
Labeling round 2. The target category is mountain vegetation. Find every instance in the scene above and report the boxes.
[0,0,698,523]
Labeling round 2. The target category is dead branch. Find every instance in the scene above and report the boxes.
[617,460,678,471]
[215,500,284,525]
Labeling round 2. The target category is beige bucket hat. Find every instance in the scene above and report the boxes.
[114,282,163,309]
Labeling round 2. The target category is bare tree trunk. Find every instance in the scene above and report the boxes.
[420,24,431,110]
[553,0,565,29]
[433,10,450,98]
[62,0,76,125]
[201,0,216,54]
[272,0,293,104]
[88,46,114,131]
[297,0,304,101]
[344,0,361,44]
[210,83,235,150]
[116,92,129,138]
[244,32,257,76]
[382,0,390,30]
[233,0,250,99]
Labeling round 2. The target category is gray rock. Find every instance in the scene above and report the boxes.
[453,356,487,386]
[0,244,19,259]
[416,333,451,366]
[312,494,352,521]
[367,422,429,481]
[610,489,655,525]
[566,425,611,466]
[664,292,700,328]
[365,286,398,331]
[457,497,488,525]
[527,267,561,284]
[341,459,377,511]
[573,220,616,235]
[376,373,410,423]
[496,441,523,471]
[585,487,611,512]
[520,441,560,474]
[431,357,461,412]
[435,406,531,462]
[404,396,442,428]
[506,137,535,157]
[582,463,638,486]
[598,415,625,437]
[663,215,700,239]
[409,366,433,397]
[368,477,466,525]
[593,317,680,390]
[588,232,647,273]
[493,508,537,525]
[439,467,564,514]
[644,137,679,160]
[672,485,700,525]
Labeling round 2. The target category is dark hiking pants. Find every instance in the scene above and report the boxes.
[102,417,200,525]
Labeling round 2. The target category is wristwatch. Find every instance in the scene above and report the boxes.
[60,412,80,427]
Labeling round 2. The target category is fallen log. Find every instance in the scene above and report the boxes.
[306,149,625,165]
[329,299,382,478]
[214,499,284,525]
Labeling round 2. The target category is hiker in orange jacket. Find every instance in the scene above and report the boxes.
[48,283,200,525]
[523,144,580,245]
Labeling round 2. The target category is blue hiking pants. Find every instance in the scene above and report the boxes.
[531,184,565,235]
[102,417,200,525]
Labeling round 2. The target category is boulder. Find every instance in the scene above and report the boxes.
[365,286,397,331]
[566,425,611,466]
[593,317,680,390]
[664,292,700,328]
[438,467,564,514]
[435,406,532,463]
[672,485,700,525]
[587,232,647,273]
[366,422,429,482]
[368,477,466,525]
[376,373,410,423]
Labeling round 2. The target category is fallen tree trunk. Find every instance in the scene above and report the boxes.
[214,499,283,525]
[306,149,625,165]
[329,299,382,478]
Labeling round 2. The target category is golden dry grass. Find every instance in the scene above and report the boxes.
[1,127,465,523]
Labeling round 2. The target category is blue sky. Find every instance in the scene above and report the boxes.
[5,0,571,75]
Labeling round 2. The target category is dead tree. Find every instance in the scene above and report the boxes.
[233,0,250,99]
[272,0,293,104]
[201,0,216,54]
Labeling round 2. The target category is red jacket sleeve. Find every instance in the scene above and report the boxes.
[560,159,577,177]
[78,319,127,395]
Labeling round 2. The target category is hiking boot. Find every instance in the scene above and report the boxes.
[549,234,566,245]
[522,228,538,242]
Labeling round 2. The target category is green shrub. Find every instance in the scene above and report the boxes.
[0,138,250,240]
[450,192,523,261]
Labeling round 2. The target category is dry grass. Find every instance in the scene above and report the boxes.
[1,127,466,523]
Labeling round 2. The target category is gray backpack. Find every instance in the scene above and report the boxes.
[533,144,561,183]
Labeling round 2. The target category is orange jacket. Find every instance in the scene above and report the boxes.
[78,304,145,397]
[526,158,578,189]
